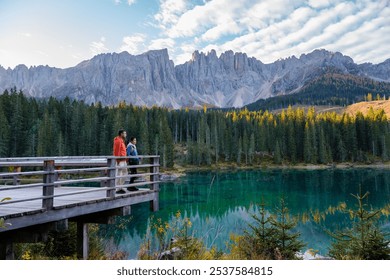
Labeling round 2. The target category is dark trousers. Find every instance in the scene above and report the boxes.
[130,166,138,184]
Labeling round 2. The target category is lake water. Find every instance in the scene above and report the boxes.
[99,168,390,259]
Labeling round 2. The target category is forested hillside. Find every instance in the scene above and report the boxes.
[246,73,390,111]
[1,88,390,167]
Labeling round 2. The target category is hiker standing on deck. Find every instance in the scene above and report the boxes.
[127,137,140,191]
[113,129,128,194]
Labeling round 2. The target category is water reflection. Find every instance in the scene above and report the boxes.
[99,168,390,259]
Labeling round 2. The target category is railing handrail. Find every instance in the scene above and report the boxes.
[0,155,160,217]
[0,156,160,168]
[0,163,160,178]
[0,155,160,161]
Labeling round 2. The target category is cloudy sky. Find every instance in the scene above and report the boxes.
[0,0,389,69]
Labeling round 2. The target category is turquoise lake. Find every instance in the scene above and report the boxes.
[99,168,390,259]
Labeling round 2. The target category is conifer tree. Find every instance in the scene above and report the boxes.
[237,137,242,164]
[318,127,327,164]
[0,107,10,157]
[249,133,255,164]
[303,122,311,163]
[240,200,277,259]
[269,197,305,259]
[328,188,390,260]
[274,141,282,164]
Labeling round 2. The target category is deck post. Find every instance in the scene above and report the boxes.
[54,166,62,187]
[42,160,55,210]
[100,169,107,188]
[149,156,160,211]
[77,222,89,260]
[0,241,14,260]
[13,166,21,185]
[106,158,116,198]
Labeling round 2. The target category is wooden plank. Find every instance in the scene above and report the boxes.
[5,209,44,219]
[0,192,157,232]
[0,207,42,216]
[1,189,152,212]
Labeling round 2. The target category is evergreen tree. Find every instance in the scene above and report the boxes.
[240,200,277,259]
[274,141,282,164]
[328,188,390,260]
[318,127,327,164]
[0,106,10,157]
[160,114,174,168]
[237,137,242,164]
[3,88,390,168]
[242,130,249,165]
[138,111,150,156]
[249,133,255,164]
[303,122,311,163]
[286,120,296,162]
[269,197,305,259]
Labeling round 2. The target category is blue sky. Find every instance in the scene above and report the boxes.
[0,0,389,69]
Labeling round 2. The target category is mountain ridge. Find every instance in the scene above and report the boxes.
[245,72,390,111]
[0,49,389,108]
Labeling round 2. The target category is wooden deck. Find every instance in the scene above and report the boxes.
[0,156,160,259]
[0,185,156,230]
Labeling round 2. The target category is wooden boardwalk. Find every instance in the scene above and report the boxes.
[0,156,160,259]
[0,186,156,228]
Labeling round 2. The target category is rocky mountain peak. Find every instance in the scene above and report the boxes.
[0,49,389,108]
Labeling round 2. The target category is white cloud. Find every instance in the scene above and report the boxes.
[90,37,108,56]
[114,0,136,6]
[321,6,390,63]
[164,0,250,39]
[156,0,389,65]
[148,38,175,50]
[200,21,241,42]
[154,0,188,28]
[4,0,387,69]
[119,34,146,54]
[308,0,331,9]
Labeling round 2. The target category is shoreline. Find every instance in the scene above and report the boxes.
[160,161,390,177]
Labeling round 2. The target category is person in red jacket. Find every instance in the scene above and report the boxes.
[113,129,128,194]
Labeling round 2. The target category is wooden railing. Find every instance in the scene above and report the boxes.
[0,155,160,213]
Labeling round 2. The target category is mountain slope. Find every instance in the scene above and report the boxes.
[0,49,389,108]
[245,72,390,111]
[345,100,390,117]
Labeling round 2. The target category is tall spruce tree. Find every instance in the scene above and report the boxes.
[0,107,10,157]
[328,188,390,260]
[269,197,305,259]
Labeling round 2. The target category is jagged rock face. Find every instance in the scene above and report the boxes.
[175,50,267,107]
[0,49,389,108]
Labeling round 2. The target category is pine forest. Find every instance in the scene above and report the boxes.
[1,88,390,168]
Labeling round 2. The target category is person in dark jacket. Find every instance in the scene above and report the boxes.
[127,137,140,191]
